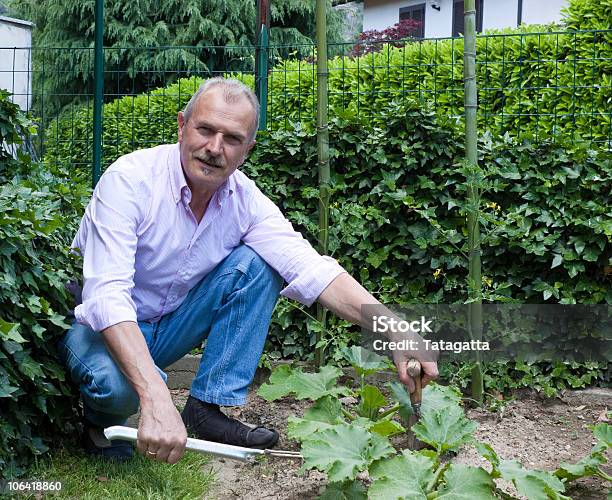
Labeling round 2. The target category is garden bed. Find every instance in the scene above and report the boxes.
[165,384,611,499]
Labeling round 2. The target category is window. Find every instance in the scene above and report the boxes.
[399,3,426,39]
[452,0,483,37]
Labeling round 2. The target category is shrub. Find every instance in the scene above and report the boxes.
[243,102,611,363]
[0,92,88,478]
[42,21,611,178]
[351,19,423,56]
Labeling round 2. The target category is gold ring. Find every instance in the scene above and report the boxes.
[147,450,157,456]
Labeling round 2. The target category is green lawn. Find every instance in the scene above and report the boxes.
[20,446,215,499]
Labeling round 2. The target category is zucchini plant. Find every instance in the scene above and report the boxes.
[258,347,611,499]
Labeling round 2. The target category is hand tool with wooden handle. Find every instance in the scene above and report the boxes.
[406,358,422,419]
[406,358,422,449]
[104,426,302,462]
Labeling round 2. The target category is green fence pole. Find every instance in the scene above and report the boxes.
[464,0,484,404]
[315,0,330,367]
[255,0,270,131]
[92,0,104,188]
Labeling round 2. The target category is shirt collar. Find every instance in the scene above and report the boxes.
[168,143,236,206]
[168,143,188,205]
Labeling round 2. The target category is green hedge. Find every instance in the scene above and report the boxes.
[243,103,610,363]
[0,92,88,477]
[42,0,611,174]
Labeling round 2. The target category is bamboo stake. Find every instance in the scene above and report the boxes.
[315,0,330,367]
[464,0,484,403]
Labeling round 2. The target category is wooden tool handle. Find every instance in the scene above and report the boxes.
[406,358,422,405]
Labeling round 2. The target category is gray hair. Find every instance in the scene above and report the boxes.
[183,77,260,141]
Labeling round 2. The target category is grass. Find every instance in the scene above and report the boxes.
[19,446,215,499]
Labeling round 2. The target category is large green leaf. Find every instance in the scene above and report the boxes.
[256,364,294,401]
[498,460,569,500]
[435,464,496,499]
[356,384,387,420]
[257,365,349,402]
[286,395,344,442]
[412,406,477,453]
[0,318,26,343]
[368,450,436,500]
[387,381,414,422]
[420,384,463,414]
[370,419,406,438]
[473,441,500,473]
[301,423,395,483]
[592,422,611,447]
[341,346,393,377]
[318,480,367,500]
[290,365,350,400]
[554,450,607,482]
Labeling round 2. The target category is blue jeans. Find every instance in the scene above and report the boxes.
[58,245,283,428]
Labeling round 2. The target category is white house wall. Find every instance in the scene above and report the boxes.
[363,0,569,38]
[0,16,33,112]
[483,0,519,31]
[363,0,453,37]
[522,0,568,25]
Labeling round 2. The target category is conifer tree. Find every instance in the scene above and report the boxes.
[8,0,345,110]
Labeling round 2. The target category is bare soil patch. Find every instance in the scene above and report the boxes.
[165,386,611,500]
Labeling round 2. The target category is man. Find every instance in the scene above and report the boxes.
[59,78,438,464]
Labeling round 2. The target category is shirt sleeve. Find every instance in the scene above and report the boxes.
[73,170,146,331]
[242,186,346,306]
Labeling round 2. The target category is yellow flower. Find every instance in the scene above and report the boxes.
[433,268,443,279]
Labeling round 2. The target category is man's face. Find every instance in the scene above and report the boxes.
[177,87,255,197]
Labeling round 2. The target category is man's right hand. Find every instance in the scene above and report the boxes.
[100,321,188,464]
[137,391,187,464]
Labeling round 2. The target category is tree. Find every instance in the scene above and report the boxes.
[7,0,346,111]
[351,19,422,57]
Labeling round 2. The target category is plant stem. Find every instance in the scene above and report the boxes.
[378,404,400,419]
[494,487,520,500]
[341,408,355,421]
[425,462,448,493]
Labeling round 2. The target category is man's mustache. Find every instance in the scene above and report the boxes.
[195,154,224,168]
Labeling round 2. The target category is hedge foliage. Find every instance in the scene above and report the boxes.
[42,0,612,173]
[0,92,86,478]
[243,102,610,362]
[273,26,611,142]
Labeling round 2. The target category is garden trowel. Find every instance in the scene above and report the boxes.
[104,426,302,462]
[406,358,422,449]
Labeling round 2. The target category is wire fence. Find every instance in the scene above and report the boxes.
[1,28,610,177]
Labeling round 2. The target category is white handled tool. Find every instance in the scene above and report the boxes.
[104,425,302,462]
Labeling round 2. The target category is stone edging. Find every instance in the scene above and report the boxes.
[165,354,398,390]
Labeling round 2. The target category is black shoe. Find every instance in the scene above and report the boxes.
[181,396,278,450]
[81,419,134,462]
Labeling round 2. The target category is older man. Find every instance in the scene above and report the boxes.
[59,78,437,464]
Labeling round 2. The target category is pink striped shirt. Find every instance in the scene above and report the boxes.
[73,143,346,332]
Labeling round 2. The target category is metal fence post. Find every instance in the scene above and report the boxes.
[92,0,104,188]
[255,0,270,131]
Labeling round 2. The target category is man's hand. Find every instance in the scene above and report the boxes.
[317,273,439,392]
[392,350,439,393]
[101,321,188,464]
[137,392,187,464]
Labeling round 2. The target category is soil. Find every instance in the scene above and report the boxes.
[165,385,611,500]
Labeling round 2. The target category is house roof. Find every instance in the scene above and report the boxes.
[0,15,34,28]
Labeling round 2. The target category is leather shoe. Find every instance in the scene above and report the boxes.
[81,419,134,462]
[181,396,278,449]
